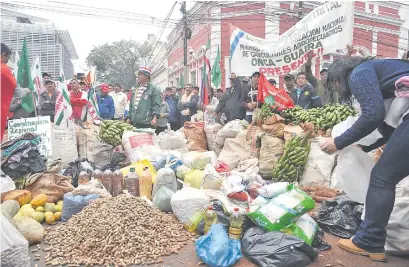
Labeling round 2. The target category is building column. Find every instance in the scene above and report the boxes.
[372,31,378,56]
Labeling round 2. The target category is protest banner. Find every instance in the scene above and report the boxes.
[7,116,52,157]
[230,1,354,76]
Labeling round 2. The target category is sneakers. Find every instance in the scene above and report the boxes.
[337,238,386,262]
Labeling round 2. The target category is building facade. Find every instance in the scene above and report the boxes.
[152,1,407,90]
[1,8,78,80]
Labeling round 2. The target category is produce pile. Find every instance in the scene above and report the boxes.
[283,104,357,131]
[43,195,191,266]
[100,120,134,146]
[272,131,312,182]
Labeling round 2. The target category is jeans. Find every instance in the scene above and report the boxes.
[353,118,409,253]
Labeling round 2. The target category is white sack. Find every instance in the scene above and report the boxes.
[170,187,210,224]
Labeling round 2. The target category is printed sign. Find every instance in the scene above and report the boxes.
[230,1,354,75]
[128,133,154,148]
[7,116,52,157]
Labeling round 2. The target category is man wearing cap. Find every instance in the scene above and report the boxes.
[39,80,57,122]
[241,72,260,123]
[127,67,161,128]
[268,79,277,86]
[216,73,246,123]
[284,73,296,94]
[97,84,115,120]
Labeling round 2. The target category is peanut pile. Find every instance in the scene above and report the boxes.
[43,195,192,266]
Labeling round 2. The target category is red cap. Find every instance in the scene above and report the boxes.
[101,83,110,93]
[234,208,239,212]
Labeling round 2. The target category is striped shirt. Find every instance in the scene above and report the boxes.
[134,85,147,111]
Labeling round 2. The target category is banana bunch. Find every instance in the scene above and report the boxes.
[282,104,356,131]
[99,120,134,146]
[259,103,274,123]
[272,131,312,182]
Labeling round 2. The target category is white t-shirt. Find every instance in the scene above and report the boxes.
[109,91,127,118]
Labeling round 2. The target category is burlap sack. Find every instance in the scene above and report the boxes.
[204,123,223,152]
[259,135,285,179]
[283,125,305,142]
[260,123,285,139]
[183,122,208,151]
[25,173,74,203]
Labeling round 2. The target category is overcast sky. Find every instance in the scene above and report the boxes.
[14,0,195,71]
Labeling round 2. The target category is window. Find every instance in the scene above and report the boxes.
[16,17,31,24]
[190,70,196,86]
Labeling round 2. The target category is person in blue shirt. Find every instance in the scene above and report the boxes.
[97,83,115,120]
[320,57,409,261]
[289,72,322,109]
[164,87,180,131]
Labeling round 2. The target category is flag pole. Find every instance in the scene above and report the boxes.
[32,92,38,117]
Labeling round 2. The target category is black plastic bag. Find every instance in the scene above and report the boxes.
[242,227,317,267]
[314,195,363,239]
[196,201,255,236]
[63,158,95,187]
[311,227,331,251]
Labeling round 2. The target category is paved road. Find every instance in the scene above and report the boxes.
[30,229,409,267]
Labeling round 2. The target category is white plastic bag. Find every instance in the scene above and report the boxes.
[0,174,15,193]
[257,182,289,199]
[335,146,373,203]
[202,164,224,190]
[332,116,382,146]
[301,140,336,186]
[122,130,158,162]
[182,151,217,170]
[152,166,177,198]
[220,175,245,196]
[0,214,30,267]
[170,187,210,223]
[157,131,186,150]
[153,186,175,212]
[385,176,409,255]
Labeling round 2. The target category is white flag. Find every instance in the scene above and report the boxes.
[7,51,19,78]
[31,56,45,99]
[55,65,73,126]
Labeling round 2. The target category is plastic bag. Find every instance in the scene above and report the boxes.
[281,214,318,245]
[335,146,373,203]
[154,154,183,171]
[61,193,100,222]
[0,174,16,193]
[182,151,216,170]
[121,159,157,183]
[256,182,289,199]
[203,189,248,215]
[195,224,243,267]
[314,195,363,239]
[152,186,175,212]
[202,164,224,190]
[385,176,409,255]
[14,216,45,245]
[122,130,158,162]
[249,195,268,212]
[215,120,248,148]
[331,116,382,146]
[152,165,177,198]
[241,227,317,267]
[0,214,30,267]
[247,184,315,231]
[184,170,204,189]
[204,123,223,152]
[71,179,111,197]
[170,187,210,223]
[176,165,192,180]
[157,131,186,150]
[220,175,245,196]
[312,227,332,251]
[301,140,336,186]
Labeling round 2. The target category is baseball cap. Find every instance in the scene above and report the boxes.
[284,73,295,80]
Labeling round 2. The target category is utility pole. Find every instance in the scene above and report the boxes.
[181,1,188,86]
[298,1,304,21]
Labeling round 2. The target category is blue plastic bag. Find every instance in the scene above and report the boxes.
[195,224,243,267]
[61,193,100,222]
[154,155,183,172]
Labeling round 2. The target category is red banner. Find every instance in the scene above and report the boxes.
[257,74,294,111]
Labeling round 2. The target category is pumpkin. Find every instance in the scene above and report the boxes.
[2,190,32,206]
[53,212,62,221]
[45,214,56,224]
[30,194,47,208]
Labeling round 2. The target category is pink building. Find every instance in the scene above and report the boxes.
[152,1,406,90]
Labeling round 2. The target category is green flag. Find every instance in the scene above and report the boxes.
[17,39,35,113]
[179,72,185,87]
[211,45,221,88]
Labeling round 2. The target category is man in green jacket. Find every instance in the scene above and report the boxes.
[127,67,161,128]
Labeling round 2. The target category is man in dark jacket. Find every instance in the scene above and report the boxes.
[241,72,261,123]
[177,84,199,124]
[164,87,180,130]
[97,83,115,120]
[39,80,57,122]
[216,77,245,123]
[127,67,161,128]
[290,72,322,109]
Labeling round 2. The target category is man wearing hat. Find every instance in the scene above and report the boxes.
[97,83,115,120]
[127,67,161,128]
[284,73,296,94]
[241,71,260,123]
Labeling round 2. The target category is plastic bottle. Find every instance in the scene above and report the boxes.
[184,206,207,233]
[139,167,152,200]
[123,167,139,196]
[78,171,90,185]
[102,169,113,195]
[229,208,243,240]
[111,167,124,197]
[92,169,103,182]
[204,206,217,234]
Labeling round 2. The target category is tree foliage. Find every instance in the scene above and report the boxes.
[86,40,151,89]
